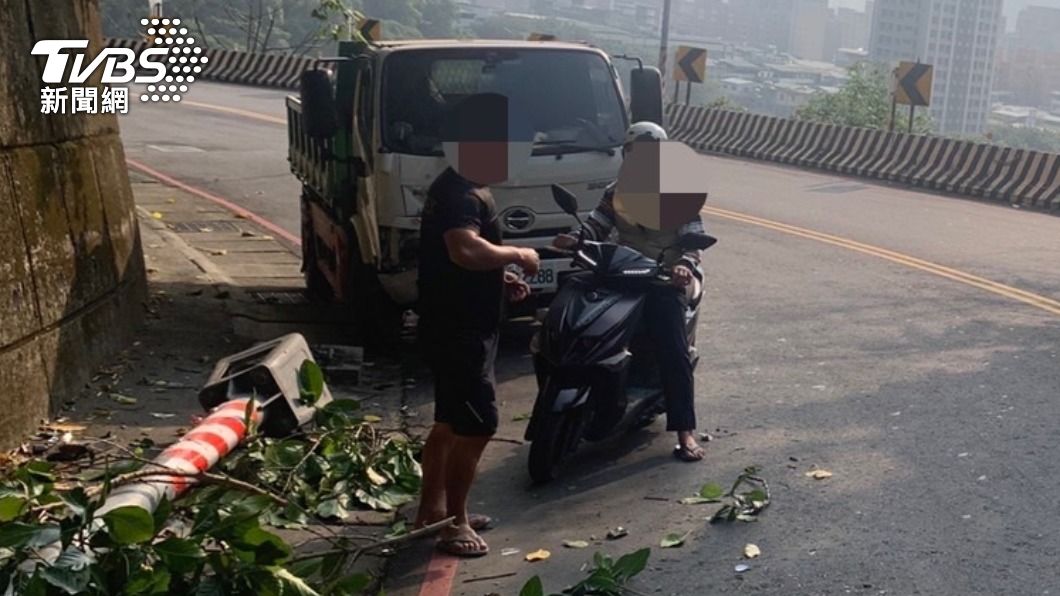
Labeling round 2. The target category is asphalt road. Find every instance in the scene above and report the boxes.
[119,82,1060,596]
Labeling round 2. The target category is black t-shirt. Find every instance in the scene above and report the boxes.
[417,168,505,332]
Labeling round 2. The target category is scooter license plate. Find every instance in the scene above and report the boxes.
[510,261,559,292]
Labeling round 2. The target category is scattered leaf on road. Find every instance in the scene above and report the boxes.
[660,532,689,548]
[744,544,761,559]
[512,413,531,422]
[805,469,833,480]
[563,540,589,549]
[110,393,138,405]
[606,527,628,540]
[151,211,163,219]
[699,482,725,500]
[362,415,382,423]
[525,549,551,562]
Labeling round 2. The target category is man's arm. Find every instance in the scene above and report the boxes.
[444,228,540,275]
[554,187,617,248]
[579,188,617,241]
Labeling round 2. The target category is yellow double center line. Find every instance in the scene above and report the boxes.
[703,206,1060,318]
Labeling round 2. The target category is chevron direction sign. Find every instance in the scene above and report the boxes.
[357,17,381,42]
[673,46,707,84]
[894,61,933,107]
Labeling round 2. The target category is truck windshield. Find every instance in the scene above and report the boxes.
[382,48,627,156]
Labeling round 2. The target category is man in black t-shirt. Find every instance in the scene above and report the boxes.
[414,95,539,558]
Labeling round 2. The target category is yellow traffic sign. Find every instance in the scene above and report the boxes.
[527,32,557,41]
[673,46,707,84]
[894,61,933,107]
[357,17,381,42]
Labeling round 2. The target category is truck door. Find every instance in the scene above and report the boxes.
[348,56,381,268]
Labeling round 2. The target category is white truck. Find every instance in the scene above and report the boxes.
[287,38,663,339]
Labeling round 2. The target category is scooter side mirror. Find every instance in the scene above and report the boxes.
[676,232,718,252]
[551,184,580,217]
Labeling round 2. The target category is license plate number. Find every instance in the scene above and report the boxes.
[510,262,559,292]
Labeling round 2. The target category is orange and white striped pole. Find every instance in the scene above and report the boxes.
[96,398,261,517]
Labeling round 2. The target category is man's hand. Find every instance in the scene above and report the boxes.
[671,265,694,288]
[552,233,578,250]
[514,248,541,276]
[504,271,532,303]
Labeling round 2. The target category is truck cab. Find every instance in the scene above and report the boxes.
[288,38,663,331]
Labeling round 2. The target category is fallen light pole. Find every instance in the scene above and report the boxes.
[96,333,333,518]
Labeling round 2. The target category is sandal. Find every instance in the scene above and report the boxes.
[437,527,489,558]
[673,443,706,462]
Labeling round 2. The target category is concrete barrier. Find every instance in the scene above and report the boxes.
[2,2,147,447]
[107,38,324,90]
[667,103,1060,211]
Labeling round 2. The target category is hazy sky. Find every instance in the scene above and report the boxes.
[828,0,1060,29]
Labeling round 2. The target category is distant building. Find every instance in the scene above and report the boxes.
[994,6,1060,108]
[869,0,1003,135]
[790,0,830,62]
[825,7,872,63]
[723,0,832,61]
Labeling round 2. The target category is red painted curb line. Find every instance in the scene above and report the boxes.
[125,158,302,247]
[417,552,460,596]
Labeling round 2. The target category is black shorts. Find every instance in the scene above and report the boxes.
[420,326,499,437]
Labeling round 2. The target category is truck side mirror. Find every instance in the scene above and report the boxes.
[629,66,664,126]
[300,69,338,139]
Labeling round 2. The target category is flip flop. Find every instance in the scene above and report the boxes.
[437,531,489,558]
[673,444,706,462]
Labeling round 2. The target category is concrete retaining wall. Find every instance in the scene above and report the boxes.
[1,0,147,447]
[667,104,1060,211]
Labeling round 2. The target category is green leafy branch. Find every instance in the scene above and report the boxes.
[708,466,771,524]
[520,548,651,596]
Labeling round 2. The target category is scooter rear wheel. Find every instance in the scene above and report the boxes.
[528,408,585,484]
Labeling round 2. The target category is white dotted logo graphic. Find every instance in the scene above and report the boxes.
[139,18,205,103]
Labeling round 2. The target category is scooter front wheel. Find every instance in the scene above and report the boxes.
[528,407,586,484]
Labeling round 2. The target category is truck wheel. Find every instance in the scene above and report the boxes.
[528,408,585,484]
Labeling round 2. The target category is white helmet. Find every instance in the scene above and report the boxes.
[625,121,668,145]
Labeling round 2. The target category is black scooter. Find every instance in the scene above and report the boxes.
[525,185,717,483]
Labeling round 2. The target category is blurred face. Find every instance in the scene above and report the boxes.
[440,93,533,186]
[612,141,708,231]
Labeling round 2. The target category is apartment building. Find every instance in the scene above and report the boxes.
[870,0,1003,134]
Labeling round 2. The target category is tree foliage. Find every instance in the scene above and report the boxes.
[986,125,1060,153]
[795,62,933,134]
[99,0,459,51]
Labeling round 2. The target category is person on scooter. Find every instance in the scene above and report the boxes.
[552,122,707,462]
